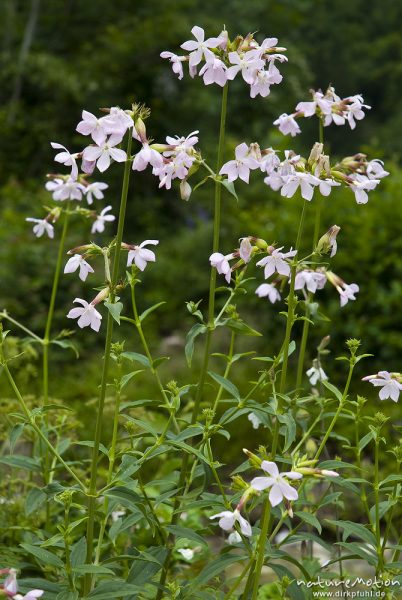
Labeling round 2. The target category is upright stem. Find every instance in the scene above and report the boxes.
[296,118,324,388]
[374,437,383,575]
[43,203,70,404]
[155,84,229,600]
[83,132,133,595]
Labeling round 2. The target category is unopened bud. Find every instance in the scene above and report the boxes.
[135,117,147,143]
[243,448,262,468]
[231,475,249,491]
[317,335,331,353]
[91,287,109,306]
[180,180,192,201]
[316,225,340,257]
[305,438,318,458]
[308,142,323,164]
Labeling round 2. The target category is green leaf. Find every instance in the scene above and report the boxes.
[192,553,245,586]
[166,525,208,546]
[380,474,402,487]
[9,423,25,452]
[51,339,79,358]
[104,301,123,324]
[278,411,296,451]
[185,323,206,367]
[120,370,143,390]
[208,370,240,401]
[220,178,238,200]
[326,519,377,546]
[56,591,79,600]
[336,542,378,566]
[139,301,166,322]
[223,318,262,336]
[20,543,64,568]
[121,351,151,368]
[25,487,46,516]
[295,511,322,534]
[127,547,168,585]
[87,581,141,599]
[358,431,375,451]
[0,455,41,472]
[70,537,87,568]
[322,379,343,402]
[72,565,115,575]
[104,486,142,510]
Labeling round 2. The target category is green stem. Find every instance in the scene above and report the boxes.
[43,203,70,404]
[212,331,235,415]
[224,560,251,599]
[64,506,75,591]
[1,359,83,488]
[83,131,133,596]
[381,463,400,555]
[0,312,42,342]
[314,361,353,460]
[374,437,383,575]
[155,83,229,600]
[250,501,271,600]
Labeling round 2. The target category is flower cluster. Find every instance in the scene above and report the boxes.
[0,568,43,599]
[161,26,287,98]
[274,86,371,136]
[363,371,402,402]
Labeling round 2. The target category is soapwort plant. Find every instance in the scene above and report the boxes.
[0,25,401,600]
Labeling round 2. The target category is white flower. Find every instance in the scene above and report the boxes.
[181,26,221,68]
[248,412,263,429]
[338,282,359,307]
[249,69,273,98]
[296,91,333,117]
[219,143,260,183]
[46,178,84,201]
[154,153,193,189]
[273,113,301,137]
[91,205,115,234]
[260,149,280,174]
[349,175,380,204]
[199,55,228,87]
[239,237,253,263]
[362,371,402,402]
[164,131,199,155]
[64,254,94,282]
[250,461,302,507]
[111,510,126,522]
[281,172,320,201]
[256,247,297,279]
[82,138,127,173]
[209,252,234,284]
[15,591,45,599]
[100,107,133,139]
[227,531,242,545]
[366,159,389,180]
[132,143,163,172]
[84,181,108,205]
[127,240,159,271]
[177,548,194,561]
[51,142,78,180]
[255,283,281,303]
[319,178,341,196]
[160,51,186,80]
[346,96,371,130]
[210,508,252,537]
[4,569,18,594]
[76,110,108,146]
[306,364,328,385]
[226,50,264,84]
[67,298,102,332]
[26,218,54,239]
[295,270,326,294]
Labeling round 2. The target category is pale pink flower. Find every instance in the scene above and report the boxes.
[132,143,163,171]
[84,181,108,205]
[349,175,380,204]
[160,51,186,80]
[281,172,320,201]
[26,218,54,239]
[259,150,280,174]
[295,270,326,294]
[248,412,263,429]
[251,461,302,507]
[296,91,333,117]
[249,68,277,98]
[273,113,301,137]
[209,252,234,284]
[199,55,228,87]
[210,508,252,537]
[67,298,102,332]
[100,107,133,139]
[306,363,328,385]
[226,51,264,84]
[219,143,260,183]
[338,282,360,307]
[3,569,18,594]
[318,178,341,197]
[164,131,199,155]
[257,247,297,279]
[45,177,84,201]
[127,240,159,271]
[239,237,253,263]
[362,371,402,402]
[76,110,108,146]
[64,254,94,282]
[345,95,371,129]
[366,159,389,180]
[255,283,281,303]
[82,139,127,173]
[91,205,115,234]
[51,142,78,180]
[154,153,192,189]
[16,590,44,599]
[181,26,221,68]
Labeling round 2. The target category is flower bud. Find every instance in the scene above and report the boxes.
[308,142,323,164]
[315,225,340,257]
[243,448,262,468]
[91,287,110,306]
[305,438,318,458]
[231,475,249,492]
[180,180,192,201]
[135,117,147,143]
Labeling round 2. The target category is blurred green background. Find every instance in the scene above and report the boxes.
[0,0,401,405]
